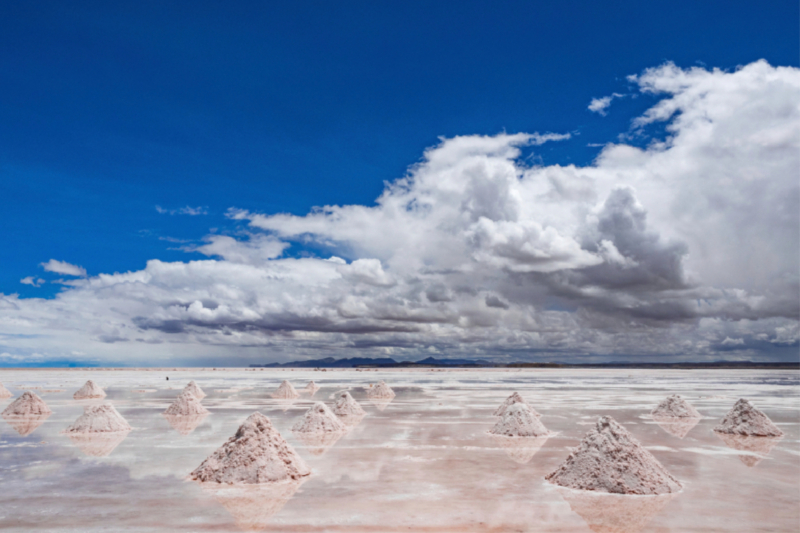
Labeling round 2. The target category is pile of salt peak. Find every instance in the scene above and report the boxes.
[332,391,366,419]
[714,398,783,437]
[64,403,132,434]
[292,402,348,456]
[493,392,540,418]
[651,395,701,418]
[273,380,300,399]
[366,380,395,399]
[191,412,311,484]
[73,379,106,400]
[0,382,12,399]
[2,391,52,417]
[164,389,210,416]
[546,416,682,495]
[650,394,702,439]
[489,403,549,437]
[304,381,320,395]
[183,380,206,400]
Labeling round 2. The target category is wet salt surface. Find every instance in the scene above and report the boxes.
[0,368,797,532]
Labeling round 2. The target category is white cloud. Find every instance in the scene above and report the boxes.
[40,259,87,277]
[588,93,624,115]
[20,277,45,287]
[0,61,797,366]
[156,205,208,215]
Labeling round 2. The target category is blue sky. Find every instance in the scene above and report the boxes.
[1,1,798,365]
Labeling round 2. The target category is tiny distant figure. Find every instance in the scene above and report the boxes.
[166,376,169,381]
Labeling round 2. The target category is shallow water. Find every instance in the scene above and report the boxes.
[0,368,797,532]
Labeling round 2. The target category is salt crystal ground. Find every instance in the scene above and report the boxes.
[0,368,797,532]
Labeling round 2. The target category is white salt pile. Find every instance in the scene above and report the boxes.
[273,380,300,399]
[714,398,783,437]
[2,391,52,417]
[489,403,549,437]
[304,381,320,395]
[292,402,347,434]
[0,382,12,399]
[332,391,366,417]
[546,416,682,495]
[164,390,210,416]
[184,380,206,399]
[63,404,132,433]
[650,395,700,418]
[73,379,106,400]
[191,412,311,484]
[493,392,540,417]
[366,380,395,399]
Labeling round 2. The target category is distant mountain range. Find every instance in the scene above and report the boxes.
[249,357,798,369]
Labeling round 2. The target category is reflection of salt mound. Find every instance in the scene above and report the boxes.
[490,403,549,437]
[714,398,783,437]
[366,381,395,399]
[204,480,304,531]
[715,432,782,467]
[73,380,106,400]
[67,432,129,457]
[651,395,700,418]
[368,397,393,411]
[191,412,310,484]
[332,391,366,417]
[546,416,682,495]
[293,430,345,456]
[303,381,320,395]
[0,382,12,399]
[652,416,700,439]
[556,486,676,533]
[165,390,210,416]
[273,381,299,399]
[64,404,132,433]
[292,402,346,433]
[489,433,549,464]
[493,392,540,417]
[3,413,50,436]
[2,391,52,416]
[184,381,206,399]
[164,413,208,435]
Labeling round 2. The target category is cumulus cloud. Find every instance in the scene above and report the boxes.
[40,259,87,277]
[20,277,45,287]
[588,93,624,115]
[0,61,797,366]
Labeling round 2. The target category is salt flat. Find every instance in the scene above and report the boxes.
[0,368,797,532]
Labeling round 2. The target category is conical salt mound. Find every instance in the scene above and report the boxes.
[332,391,366,417]
[490,403,549,437]
[651,395,700,418]
[546,416,682,495]
[184,380,206,399]
[493,392,540,417]
[73,380,106,400]
[714,398,783,437]
[165,390,210,416]
[292,402,347,434]
[366,380,395,399]
[304,381,320,395]
[273,380,299,399]
[64,404,132,433]
[191,412,311,484]
[0,382,12,399]
[2,391,52,417]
